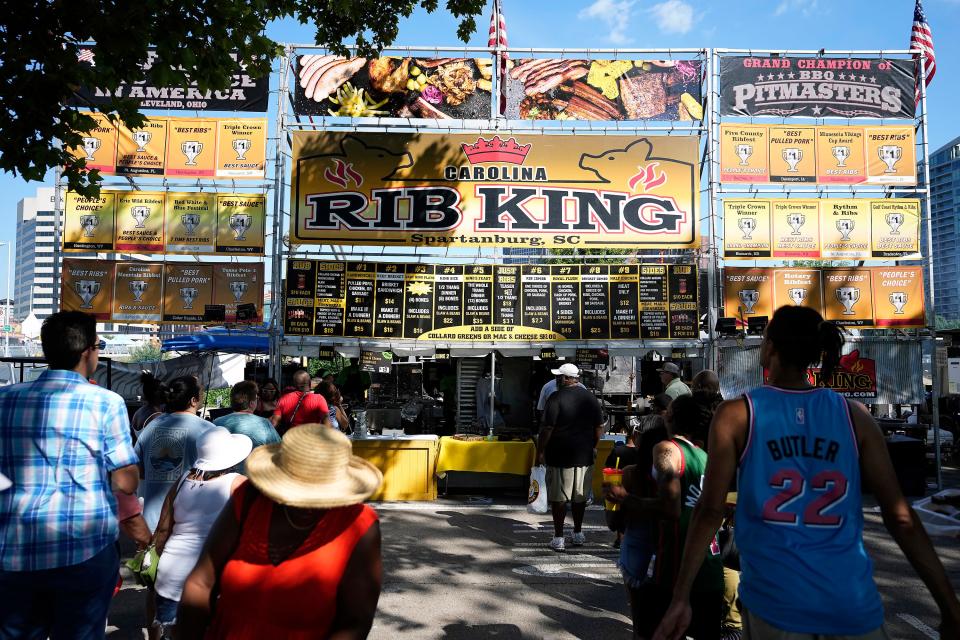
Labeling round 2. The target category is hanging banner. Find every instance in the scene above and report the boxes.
[61,259,115,321]
[70,112,118,174]
[820,199,871,260]
[216,119,268,178]
[165,119,218,178]
[165,193,216,254]
[719,57,915,119]
[291,131,700,249]
[284,260,698,341]
[872,267,926,327]
[871,200,920,258]
[723,268,774,326]
[723,200,771,258]
[772,268,823,314]
[822,268,874,327]
[505,59,703,121]
[215,194,266,254]
[163,264,215,322]
[112,262,165,323]
[771,199,819,258]
[115,191,165,252]
[69,49,270,112]
[64,192,116,251]
[719,124,916,186]
[293,55,493,119]
[213,263,264,323]
[116,118,168,176]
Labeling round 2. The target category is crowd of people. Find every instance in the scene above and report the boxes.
[1,308,959,639]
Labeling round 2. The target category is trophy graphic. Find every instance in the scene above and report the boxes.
[782,148,803,172]
[81,137,101,161]
[181,141,203,166]
[228,213,253,241]
[735,144,753,166]
[232,139,252,160]
[890,292,908,315]
[75,280,101,309]
[738,289,760,314]
[181,214,201,235]
[787,288,806,306]
[132,130,152,152]
[878,145,902,173]
[788,213,806,236]
[738,217,757,240]
[886,212,904,235]
[80,214,100,238]
[836,286,861,315]
[832,145,850,167]
[836,218,855,241]
[129,280,149,303]
[180,287,199,310]
[229,281,248,303]
[130,206,150,229]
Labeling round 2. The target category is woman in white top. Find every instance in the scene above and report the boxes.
[151,427,253,638]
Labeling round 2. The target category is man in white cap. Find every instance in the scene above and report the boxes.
[536,363,586,422]
[659,362,691,401]
[537,363,605,552]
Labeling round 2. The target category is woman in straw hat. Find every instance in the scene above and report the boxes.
[177,424,383,639]
[150,427,252,638]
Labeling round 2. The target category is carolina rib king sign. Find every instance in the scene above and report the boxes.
[290,132,700,249]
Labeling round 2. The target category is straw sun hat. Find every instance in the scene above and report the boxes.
[245,424,382,509]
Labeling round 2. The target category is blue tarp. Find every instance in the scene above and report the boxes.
[161,325,270,354]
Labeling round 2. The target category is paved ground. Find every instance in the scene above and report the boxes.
[106,475,960,639]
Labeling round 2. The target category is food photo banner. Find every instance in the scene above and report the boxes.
[63,191,266,255]
[291,131,700,249]
[719,124,916,185]
[722,198,920,260]
[720,57,915,119]
[294,55,493,119]
[505,59,703,121]
[723,266,925,328]
[70,114,267,179]
[283,260,700,341]
[61,259,264,324]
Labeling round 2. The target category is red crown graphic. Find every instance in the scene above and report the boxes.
[461,136,531,165]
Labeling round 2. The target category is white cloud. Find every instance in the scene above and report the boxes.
[578,0,636,44]
[649,0,694,35]
[774,0,821,16]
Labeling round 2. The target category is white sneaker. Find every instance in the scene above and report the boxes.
[571,531,586,546]
[549,536,565,552]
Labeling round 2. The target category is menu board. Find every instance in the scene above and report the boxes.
[61,258,265,324]
[723,266,925,329]
[284,260,699,341]
[719,124,916,186]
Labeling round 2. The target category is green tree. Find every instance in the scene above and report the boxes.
[1,0,485,196]
[126,342,163,363]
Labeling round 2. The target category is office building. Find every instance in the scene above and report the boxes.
[14,187,58,321]
[919,136,960,325]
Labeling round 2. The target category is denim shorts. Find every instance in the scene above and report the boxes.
[154,594,178,637]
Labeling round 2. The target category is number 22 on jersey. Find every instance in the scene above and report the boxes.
[761,469,849,527]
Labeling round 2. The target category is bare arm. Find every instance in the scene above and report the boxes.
[851,400,960,632]
[111,464,139,495]
[151,481,180,554]
[269,413,281,428]
[328,522,383,639]
[120,514,152,549]
[607,441,682,526]
[654,399,747,640]
[536,426,553,466]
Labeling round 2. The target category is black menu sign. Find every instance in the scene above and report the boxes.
[284,260,699,341]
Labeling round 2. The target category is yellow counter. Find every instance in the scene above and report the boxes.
[436,437,536,476]
[351,436,439,501]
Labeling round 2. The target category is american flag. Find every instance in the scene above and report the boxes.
[77,48,96,67]
[910,0,935,104]
[488,0,508,115]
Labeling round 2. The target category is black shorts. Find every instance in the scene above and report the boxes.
[630,584,723,640]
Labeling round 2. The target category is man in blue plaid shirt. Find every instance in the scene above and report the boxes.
[0,311,139,637]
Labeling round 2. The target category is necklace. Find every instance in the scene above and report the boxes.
[282,505,319,531]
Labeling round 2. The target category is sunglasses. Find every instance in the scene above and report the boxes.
[91,340,106,351]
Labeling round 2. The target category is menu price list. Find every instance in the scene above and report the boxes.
[284,260,699,340]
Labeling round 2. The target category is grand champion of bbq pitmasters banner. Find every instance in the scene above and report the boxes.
[63,190,266,255]
[61,258,265,324]
[723,198,921,260]
[69,49,269,112]
[720,57,915,119]
[723,266,925,329]
[291,132,700,249]
[284,260,699,341]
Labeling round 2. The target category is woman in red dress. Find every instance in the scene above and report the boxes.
[177,424,383,639]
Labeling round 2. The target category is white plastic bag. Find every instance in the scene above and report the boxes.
[527,465,548,514]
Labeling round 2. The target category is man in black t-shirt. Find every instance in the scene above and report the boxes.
[537,363,605,552]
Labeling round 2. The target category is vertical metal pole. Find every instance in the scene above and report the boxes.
[4,242,10,357]
[489,351,496,436]
[917,52,942,490]
[271,48,291,384]
[705,49,719,371]
[52,167,64,314]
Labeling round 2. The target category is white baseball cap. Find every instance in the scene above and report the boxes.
[0,472,9,492]
[657,362,681,376]
[194,427,254,472]
[551,363,581,378]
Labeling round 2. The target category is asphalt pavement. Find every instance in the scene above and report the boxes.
[106,474,960,639]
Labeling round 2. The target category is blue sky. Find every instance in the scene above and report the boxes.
[2,0,957,297]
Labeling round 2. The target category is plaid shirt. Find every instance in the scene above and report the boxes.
[0,369,138,571]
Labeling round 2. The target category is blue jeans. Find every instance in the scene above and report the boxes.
[154,594,178,638]
[0,543,119,640]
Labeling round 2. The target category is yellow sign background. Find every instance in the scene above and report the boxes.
[772,268,824,314]
[865,126,916,185]
[165,118,217,178]
[71,112,118,174]
[822,268,874,326]
[213,263,263,322]
[723,268,774,325]
[771,199,819,258]
[163,264,215,322]
[165,193,216,254]
[820,199,871,260]
[720,125,769,182]
[116,192,165,252]
[216,194,266,254]
[61,259,115,321]
[291,132,700,249]
[113,262,164,322]
[116,118,168,176]
[723,200,772,258]
[768,126,816,183]
[816,127,866,184]
[217,119,267,178]
[872,266,925,327]
[64,192,116,252]
[871,200,920,258]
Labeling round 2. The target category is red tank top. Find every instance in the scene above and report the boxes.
[205,484,378,639]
